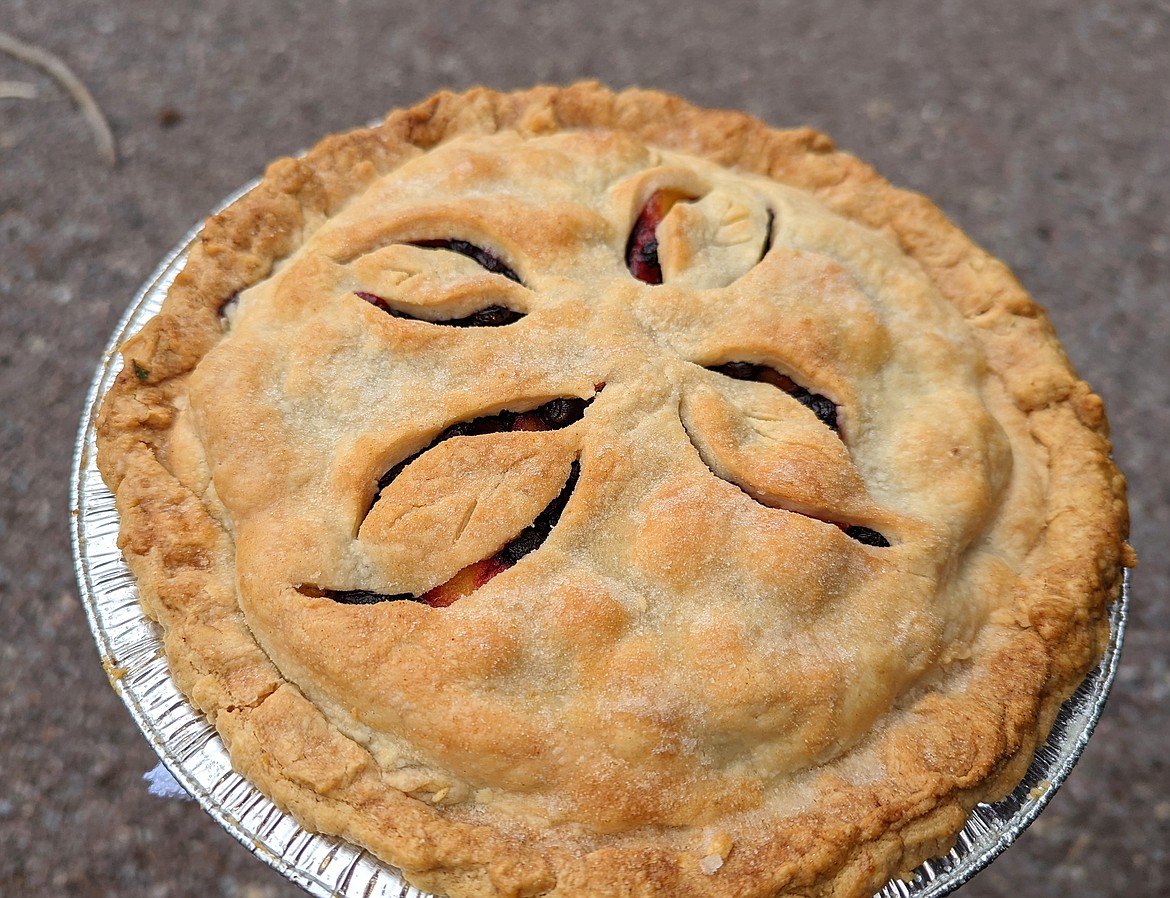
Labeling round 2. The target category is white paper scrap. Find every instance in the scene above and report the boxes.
[144,762,194,800]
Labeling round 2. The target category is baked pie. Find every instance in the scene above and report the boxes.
[96,83,1133,898]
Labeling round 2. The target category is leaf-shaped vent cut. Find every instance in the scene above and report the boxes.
[355,238,525,325]
[626,189,695,284]
[708,362,838,433]
[626,194,772,285]
[681,418,889,548]
[410,238,522,283]
[300,460,581,607]
[368,396,592,518]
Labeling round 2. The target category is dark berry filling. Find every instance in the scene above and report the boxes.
[842,525,890,548]
[356,291,524,327]
[530,397,582,429]
[464,305,523,327]
[760,208,775,261]
[709,362,838,432]
[497,460,579,565]
[300,460,580,608]
[410,238,522,283]
[625,189,693,284]
[297,584,412,605]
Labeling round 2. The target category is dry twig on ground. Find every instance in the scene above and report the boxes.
[0,30,117,164]
[0,79,38,99]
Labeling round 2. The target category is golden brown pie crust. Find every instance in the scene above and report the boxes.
[96,83,1133,898]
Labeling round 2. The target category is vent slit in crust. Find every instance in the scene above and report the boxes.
[760,208,775,261]
[366,396,594,521]
[708,361,838,432]
[625,189,695,284]
[680,418,889,547]
[355,291,524,327]
[300,459,581,607]
[842,525,890,547]
[410,238,523,284]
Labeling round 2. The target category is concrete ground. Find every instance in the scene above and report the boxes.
[1,1,1166,895]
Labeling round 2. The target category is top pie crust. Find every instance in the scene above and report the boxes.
[96,83,1132,898]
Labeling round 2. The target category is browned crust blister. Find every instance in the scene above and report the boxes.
[95,83,1132,898]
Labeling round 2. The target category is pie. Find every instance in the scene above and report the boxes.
[95,83,1133,898]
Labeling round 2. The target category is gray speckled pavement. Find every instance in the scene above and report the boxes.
[2,2,1166,896]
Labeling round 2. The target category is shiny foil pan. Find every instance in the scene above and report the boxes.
[71,189,1129,898]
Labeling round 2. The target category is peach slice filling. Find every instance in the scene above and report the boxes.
[625,189,694,284]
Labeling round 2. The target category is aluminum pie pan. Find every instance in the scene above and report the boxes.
[71,187,1129,898]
